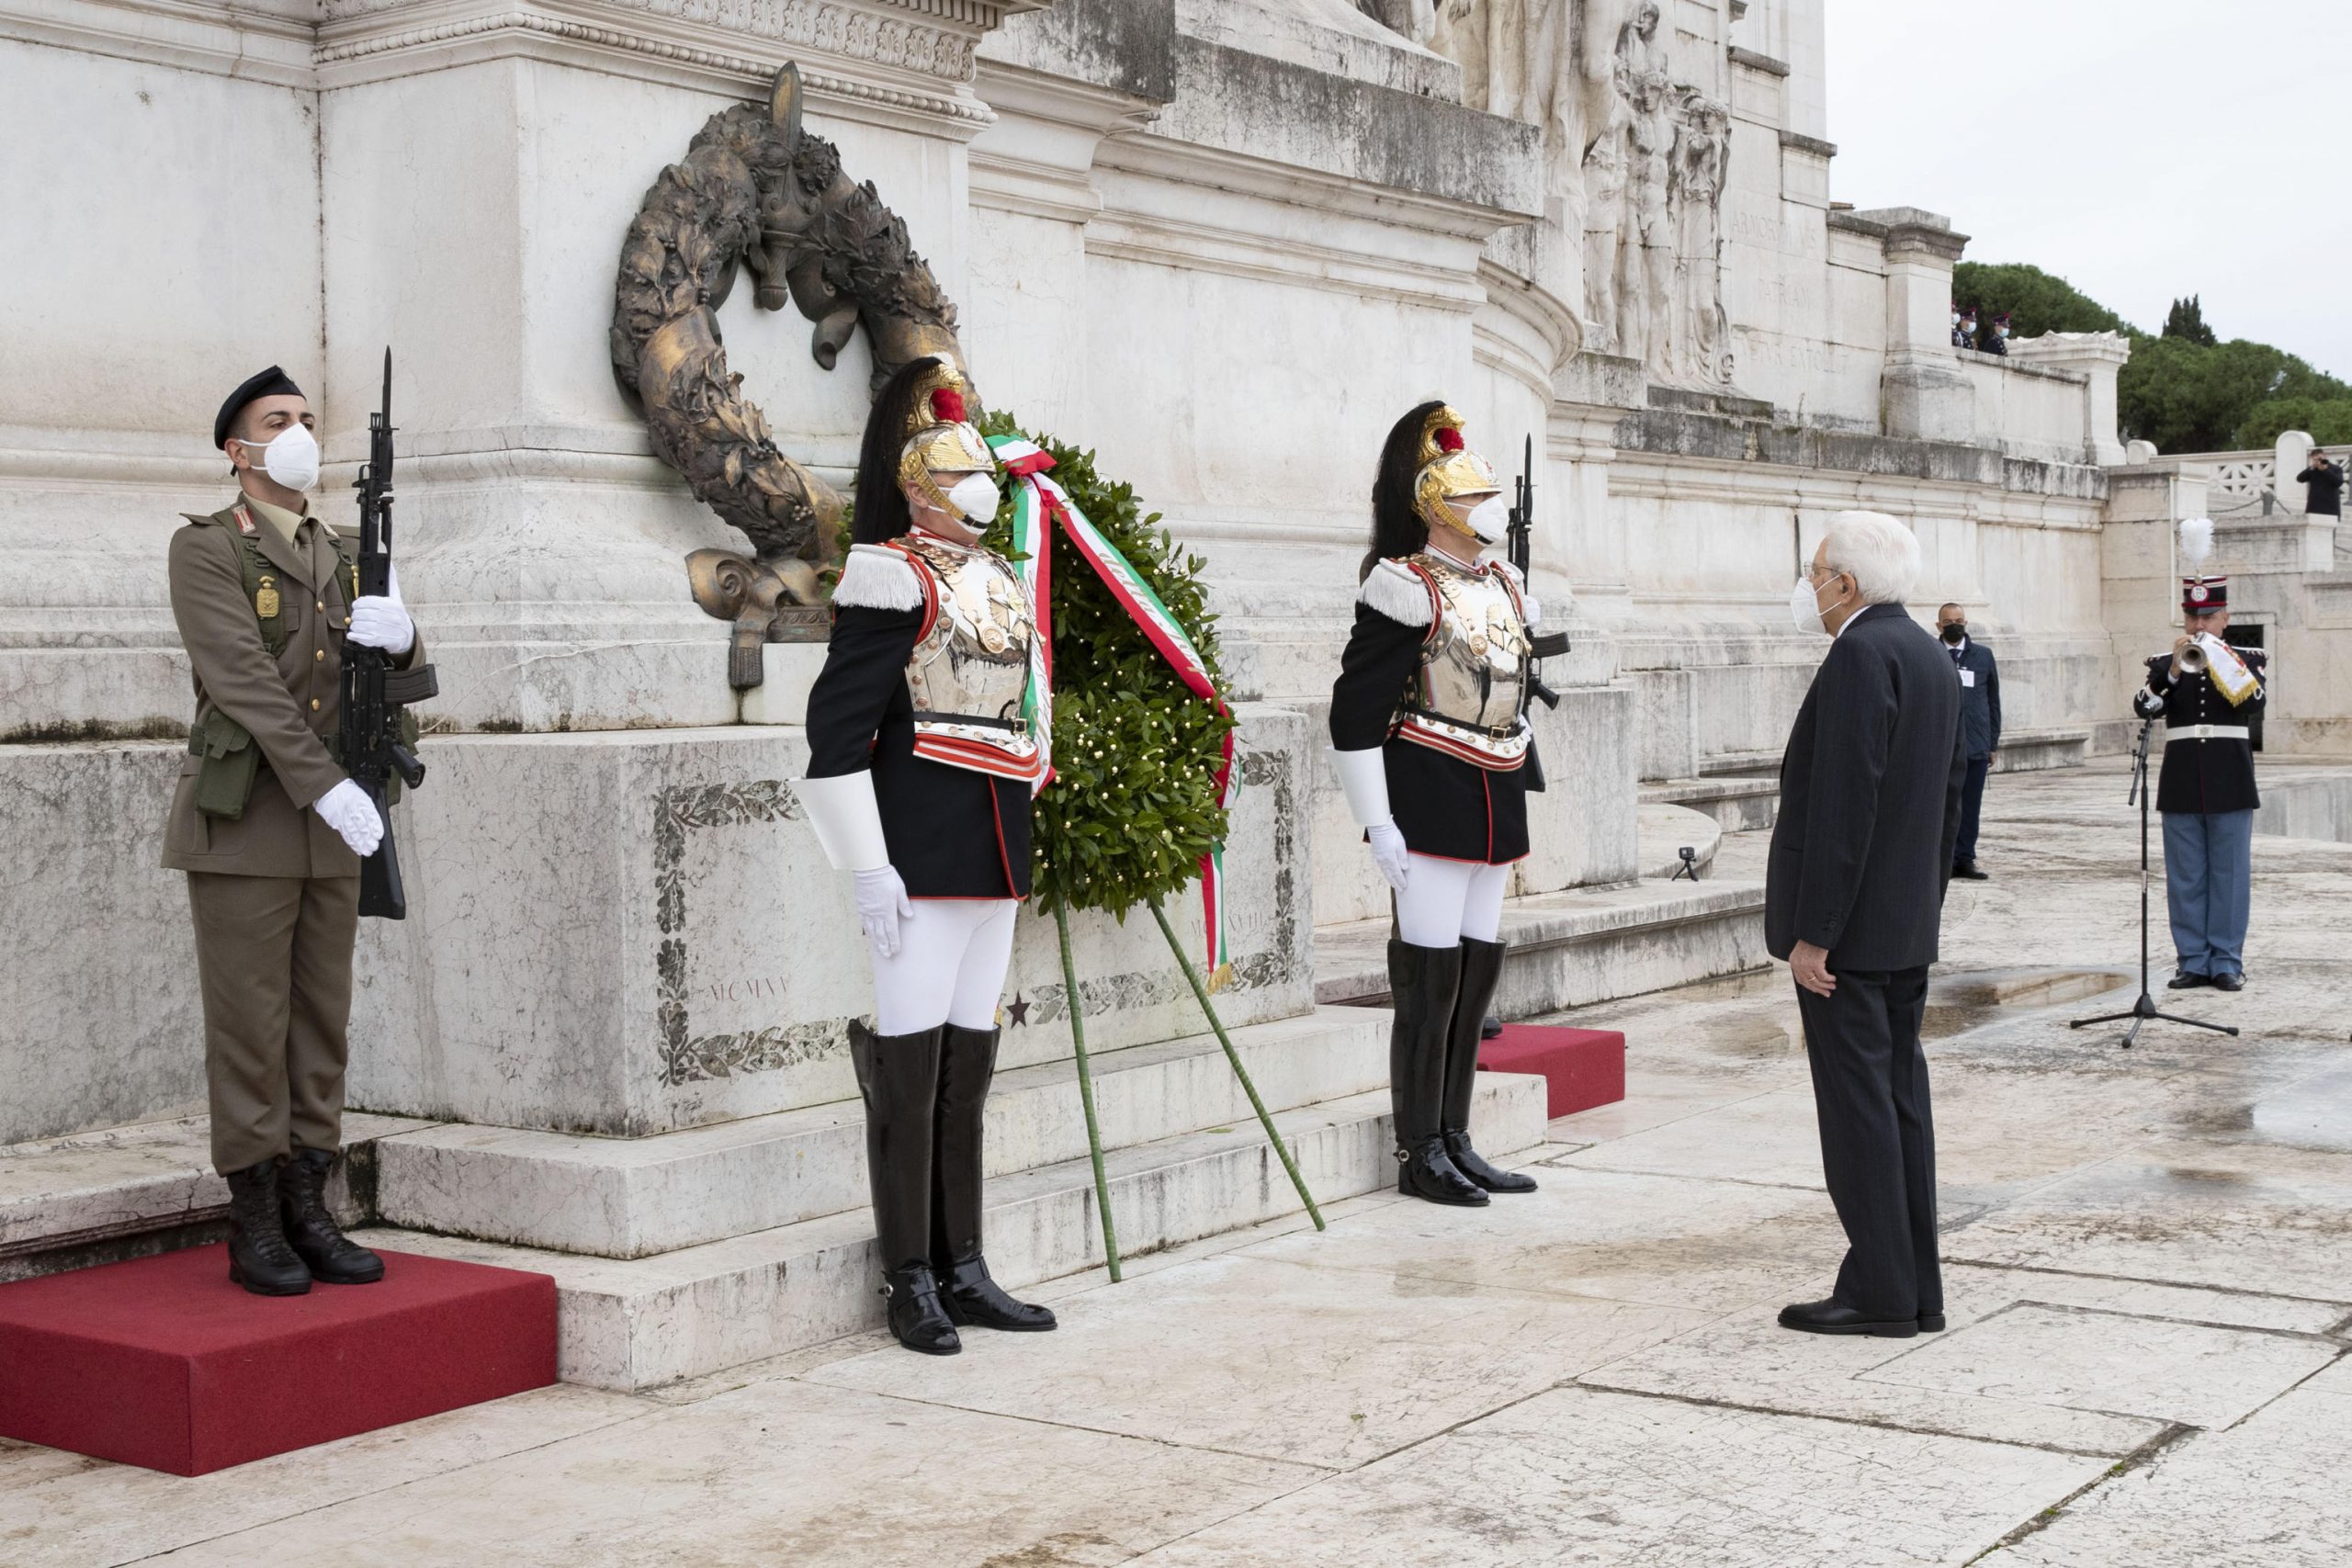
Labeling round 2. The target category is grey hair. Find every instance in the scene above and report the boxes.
[1820,510,1919,605]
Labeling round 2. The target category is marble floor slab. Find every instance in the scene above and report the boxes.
[804,1251,1714,1470]
[1984,1358,2352,1568]
[0,1385,645,1568]
[1124,1385,2111,1568]
[119,1378,1317,1568]
[1236,1166,1843,1314]
[1858,1302,2342,1431]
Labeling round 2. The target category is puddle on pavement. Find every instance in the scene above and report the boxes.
[1921,967,2133,1039]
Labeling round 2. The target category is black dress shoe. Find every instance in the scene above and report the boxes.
[2167,972,2211,990]
[1480,1014,1503,1040]
[2211,973,2244,992]
[1777,1298,1918,1337]
[939,1256,1057,1332]
[1397,1136,1489,1206]
[881,1264,961,1355]
[1951,862,1989,881]
[1444,1132,1537,1194]
[1918,1312,1947,1333]
[279,1147,385,1285]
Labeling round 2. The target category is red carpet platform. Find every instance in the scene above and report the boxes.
[1479,1025,1626,1119]
[0,1244,556,1475]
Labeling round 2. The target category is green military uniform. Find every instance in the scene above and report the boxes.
[164,492,424,1176]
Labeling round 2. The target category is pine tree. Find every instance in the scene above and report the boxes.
[2163,295,2218,347]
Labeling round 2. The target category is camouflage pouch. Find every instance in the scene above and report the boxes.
[190,708,260,819]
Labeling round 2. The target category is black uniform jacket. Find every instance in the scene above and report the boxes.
[805,602,1031,900]
[1329,586,1530,867]
[1765,603,1967,971]
[2136,651,2265,816]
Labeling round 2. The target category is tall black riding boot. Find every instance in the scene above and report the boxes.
[849,1020,959,1355]
[279,1146,387,1283]
[932,1022,1057,1332]
[1388,940,1487,1206]
[1443,938,1536,1193]
[224,1157,311,1296]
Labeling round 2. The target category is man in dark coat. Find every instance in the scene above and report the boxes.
[1768,511,1966,1340]
[1936,604,2000,878]
[2295,450,2342,520]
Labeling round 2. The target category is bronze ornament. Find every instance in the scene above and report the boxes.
[613,63,966,688]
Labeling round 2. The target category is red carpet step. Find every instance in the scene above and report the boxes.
[0,1244,555,1475]
[1480,1025,1626,1119]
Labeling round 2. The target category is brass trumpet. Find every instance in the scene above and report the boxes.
[2180,633,2261,706]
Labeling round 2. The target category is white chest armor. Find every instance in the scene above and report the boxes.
[896,534,1043,784]
[1397,551,1531,770]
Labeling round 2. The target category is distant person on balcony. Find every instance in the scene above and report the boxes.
[1982,312,2011,355]
[1769,513,1966,1341]
[2296,450,2342,518]
[1952,305,1976,350]
[1938,604,2000,880]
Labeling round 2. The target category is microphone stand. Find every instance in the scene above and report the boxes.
[2069,715,2238,1047]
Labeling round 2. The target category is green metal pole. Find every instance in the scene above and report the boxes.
[1053,901,1122,1281]
[1149,900,1326,1231]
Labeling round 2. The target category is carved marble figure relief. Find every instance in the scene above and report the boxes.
[1374,0,1735,389]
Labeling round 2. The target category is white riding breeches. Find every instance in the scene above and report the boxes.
[1394,854,1510,949]
[870,898,1019,1035]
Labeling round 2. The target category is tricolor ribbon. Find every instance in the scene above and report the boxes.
[990,434,1239,987]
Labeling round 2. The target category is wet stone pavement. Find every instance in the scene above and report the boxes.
[5,762,2349,1565]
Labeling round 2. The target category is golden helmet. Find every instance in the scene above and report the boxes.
[898,358,996,516]
[1411,405,1499,526]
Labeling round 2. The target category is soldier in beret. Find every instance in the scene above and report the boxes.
[165,367,424,1296]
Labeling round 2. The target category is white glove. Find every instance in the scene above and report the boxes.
[854,865,915,958]
[347,564,413,656]
[314,778,384,857]
[1367,820,1411,892]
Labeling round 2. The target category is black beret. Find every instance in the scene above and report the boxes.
[214,366,304,449]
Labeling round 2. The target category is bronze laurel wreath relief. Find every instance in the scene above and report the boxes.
[612,63,967,688]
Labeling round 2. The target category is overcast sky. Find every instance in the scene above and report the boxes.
[1823,0,2352,380]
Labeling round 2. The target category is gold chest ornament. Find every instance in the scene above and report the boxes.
[1397,551,1532,770]
[895,533,1044,784]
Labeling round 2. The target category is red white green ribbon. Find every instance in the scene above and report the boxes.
[991,434,1238,986]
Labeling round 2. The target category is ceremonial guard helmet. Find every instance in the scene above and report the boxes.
[898,359,996,517]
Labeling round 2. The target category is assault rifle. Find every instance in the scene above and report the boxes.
[1506,434,1569,792]
[341,348,438,919]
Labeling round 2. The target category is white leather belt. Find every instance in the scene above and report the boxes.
[2165,725,2248,743]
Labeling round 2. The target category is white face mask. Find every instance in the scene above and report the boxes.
[945,472,1000,525]
[237,423,321,492]
[1791,572,1849,636]
[1459,494,1510,545]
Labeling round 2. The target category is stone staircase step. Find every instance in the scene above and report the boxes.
[0,1112,436,1283]
[376,1008,1392,1260]
[356,1072,1550,1391]
[1315,877,1770,1015]
[1639,773,1781,832]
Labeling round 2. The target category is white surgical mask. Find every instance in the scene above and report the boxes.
[1791,573,1849,636]
[1460,494,1510,545]
[238,423,321,492]
[945,472,1000,525]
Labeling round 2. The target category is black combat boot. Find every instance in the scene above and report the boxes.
[849,1020,960,1356]
[224,1157,311,1296]
[932,1022,1057,1332]
[1387,940,1487,1207]
[278,1146,386,1284]
[1442,938,1536,1194]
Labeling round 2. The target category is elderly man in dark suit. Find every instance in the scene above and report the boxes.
[1769,512,1967,1339]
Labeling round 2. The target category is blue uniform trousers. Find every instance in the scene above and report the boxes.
[2161,809,2254,979]
[1955,756,1990,864]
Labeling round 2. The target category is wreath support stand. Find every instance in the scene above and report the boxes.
[1054,902,1123,1282]
[1151,901,1327,1232]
